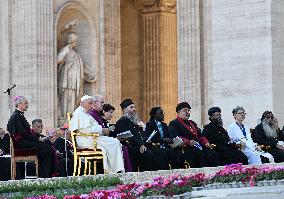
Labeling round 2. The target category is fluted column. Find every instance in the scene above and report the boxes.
[103,0,122,121]
[11,0,55,126]
[0,0,12,128]
[176,0,203,125]
[137,0,178,122]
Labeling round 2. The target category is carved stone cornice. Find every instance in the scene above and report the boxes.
[135,0,176,13]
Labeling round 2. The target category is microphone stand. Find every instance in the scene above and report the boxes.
[3,85,16,116]
[63,129,68,176]
[4,88,12,116]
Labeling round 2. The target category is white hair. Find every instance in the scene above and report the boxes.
[232,106,245,115]
[92,94,104,102]
[14,96,27,108]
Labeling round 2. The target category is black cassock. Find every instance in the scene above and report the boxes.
[0,134,11,180]
[7,109,57,178]
[253,124,284,163]
[54,137,74,176]
[145,120,183,169]
[168,117,220,168]
[115,116,169,171]
[202,122,248,165]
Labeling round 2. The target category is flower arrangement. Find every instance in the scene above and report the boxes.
[140,175,192,197]
[19,164,284,199]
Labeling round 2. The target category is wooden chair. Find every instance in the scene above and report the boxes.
[10,137,38,179]
[67,112,105,176]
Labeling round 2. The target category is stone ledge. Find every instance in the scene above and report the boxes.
[1,162,284,186]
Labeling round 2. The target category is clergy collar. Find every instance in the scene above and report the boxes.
[80,106,89,113]
[154,120,161,126]
[15,108,24,114]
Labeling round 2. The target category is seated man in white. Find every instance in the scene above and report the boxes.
[69,95,124,173]
[227,106,274,165]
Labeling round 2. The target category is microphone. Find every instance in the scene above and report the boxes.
[3,84,16,93]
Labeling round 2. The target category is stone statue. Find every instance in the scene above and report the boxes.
[57,32,95,120]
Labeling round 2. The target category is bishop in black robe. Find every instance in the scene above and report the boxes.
[115,99,169,171]
[7,108,57,178]
[168,102,220,168]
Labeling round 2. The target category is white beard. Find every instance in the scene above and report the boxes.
[262,120,278,139]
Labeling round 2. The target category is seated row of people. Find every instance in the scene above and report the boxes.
[3,94,284,180]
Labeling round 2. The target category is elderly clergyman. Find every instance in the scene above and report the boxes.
[69,95,124,173]
[253,111,284,163]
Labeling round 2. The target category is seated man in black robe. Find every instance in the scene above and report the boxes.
[0,128,11,181]
[54,129,74,176]
[253,111,284,163]
[168,102,220,168]
[202,107,248,165]
[7,96,58,178]
[145,107,183,169]
[115,99,169,171]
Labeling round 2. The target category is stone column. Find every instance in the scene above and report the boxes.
[102,0,122,121]
[177,0,202,125]
[136,0,178,122]
[10,0,55,126]
[0,0,12,128]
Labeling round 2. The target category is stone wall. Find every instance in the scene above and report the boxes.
[0,0,55,128]
[177,0,284,128]
[210,0,273,128]
[271,0,284,128]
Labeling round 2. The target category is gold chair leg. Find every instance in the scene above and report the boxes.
[84,158,88,176]
[93,161,97,175]
[11,160,16,180]
[78,158,82,176]
[73,157,78,176]
[184,160,190,169]
[35,159,39,178]
[88,160,91,175]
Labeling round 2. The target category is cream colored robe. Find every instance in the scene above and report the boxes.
[70,106,124,173]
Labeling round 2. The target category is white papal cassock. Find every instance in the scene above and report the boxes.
[227,123,263,165]
[70,106,124,173]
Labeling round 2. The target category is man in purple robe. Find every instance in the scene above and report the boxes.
[89,94,132,172]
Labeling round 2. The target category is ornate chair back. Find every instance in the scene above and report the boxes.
[67,112,104,176]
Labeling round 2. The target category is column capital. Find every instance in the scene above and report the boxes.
[135,0,176,13]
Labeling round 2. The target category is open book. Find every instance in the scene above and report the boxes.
[169,136,184,148]
[117,130,133,139]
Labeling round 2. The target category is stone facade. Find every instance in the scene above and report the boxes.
[1,0,284,130]
[177,0,284,128]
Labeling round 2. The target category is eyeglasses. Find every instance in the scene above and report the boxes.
[236,112,246,115]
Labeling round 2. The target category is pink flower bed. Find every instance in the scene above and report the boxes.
[26,164,284,199]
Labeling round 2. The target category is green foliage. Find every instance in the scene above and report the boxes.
[0,176,122,196]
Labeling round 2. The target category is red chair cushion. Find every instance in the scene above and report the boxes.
[14,148,37,156]
[77,148,97,152]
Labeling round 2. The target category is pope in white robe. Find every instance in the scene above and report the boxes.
[69,95,124,173]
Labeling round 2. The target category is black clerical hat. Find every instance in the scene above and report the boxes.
[176,102,191,113]
[208,107,221,116]
[120,99,134,109]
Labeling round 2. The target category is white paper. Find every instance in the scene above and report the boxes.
[0,155,11,158]
[108,125,115,131]
[169,136,184,148]
[146,130,157,143]
[117,130,133,139]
